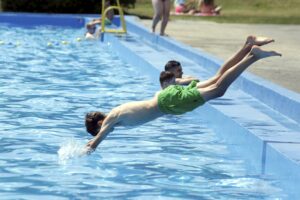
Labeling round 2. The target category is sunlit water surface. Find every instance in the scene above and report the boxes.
[0,25,286,199]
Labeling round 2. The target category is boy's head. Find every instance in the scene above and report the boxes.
[85,111,106,136]
[160,71,176,89]
[164,60,183,78]
[86,24,96,34]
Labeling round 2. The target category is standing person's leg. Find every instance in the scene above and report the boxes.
[160,0,171,36]
[152,0,163,33]
[197,36,274,88]
[199,46,281,102]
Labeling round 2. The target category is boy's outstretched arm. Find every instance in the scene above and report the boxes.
[176,77,199,85]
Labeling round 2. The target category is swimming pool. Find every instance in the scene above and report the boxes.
[0,22,289,199]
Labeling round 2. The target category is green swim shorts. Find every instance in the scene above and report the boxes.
[158,80,205,115]
[104,18,112,25]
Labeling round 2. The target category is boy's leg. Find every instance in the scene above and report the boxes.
[217,36,275,76]
[197,36,274,88]
[199,46,281,102]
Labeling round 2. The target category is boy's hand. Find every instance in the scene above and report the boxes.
[84,146,95,155]
[82,139,97,155]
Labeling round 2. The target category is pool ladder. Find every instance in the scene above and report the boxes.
[101,0,127,34]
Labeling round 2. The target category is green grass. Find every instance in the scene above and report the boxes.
[124,0,300,24]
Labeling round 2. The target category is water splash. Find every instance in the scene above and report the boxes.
[57,139,86,164]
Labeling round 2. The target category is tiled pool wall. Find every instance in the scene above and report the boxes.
[1,13,300,199]
[0,12,84,28]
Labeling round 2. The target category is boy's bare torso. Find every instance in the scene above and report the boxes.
[111,93,164,126]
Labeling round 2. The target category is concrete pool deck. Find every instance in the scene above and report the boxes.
[139,19,300,94]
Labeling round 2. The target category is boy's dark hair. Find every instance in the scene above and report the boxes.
[159,71,175,87]
[164,60,181,71]
[85,111,106,136]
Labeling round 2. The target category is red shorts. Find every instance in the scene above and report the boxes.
[175,5,185,13]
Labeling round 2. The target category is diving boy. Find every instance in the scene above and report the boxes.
[84,36,281,154]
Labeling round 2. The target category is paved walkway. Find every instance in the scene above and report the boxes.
[140,19,300,94]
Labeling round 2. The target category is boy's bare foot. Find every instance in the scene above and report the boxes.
[251,46,282,58]
[247,35,274,46]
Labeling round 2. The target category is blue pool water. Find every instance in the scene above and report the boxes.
[0,25,287,199]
